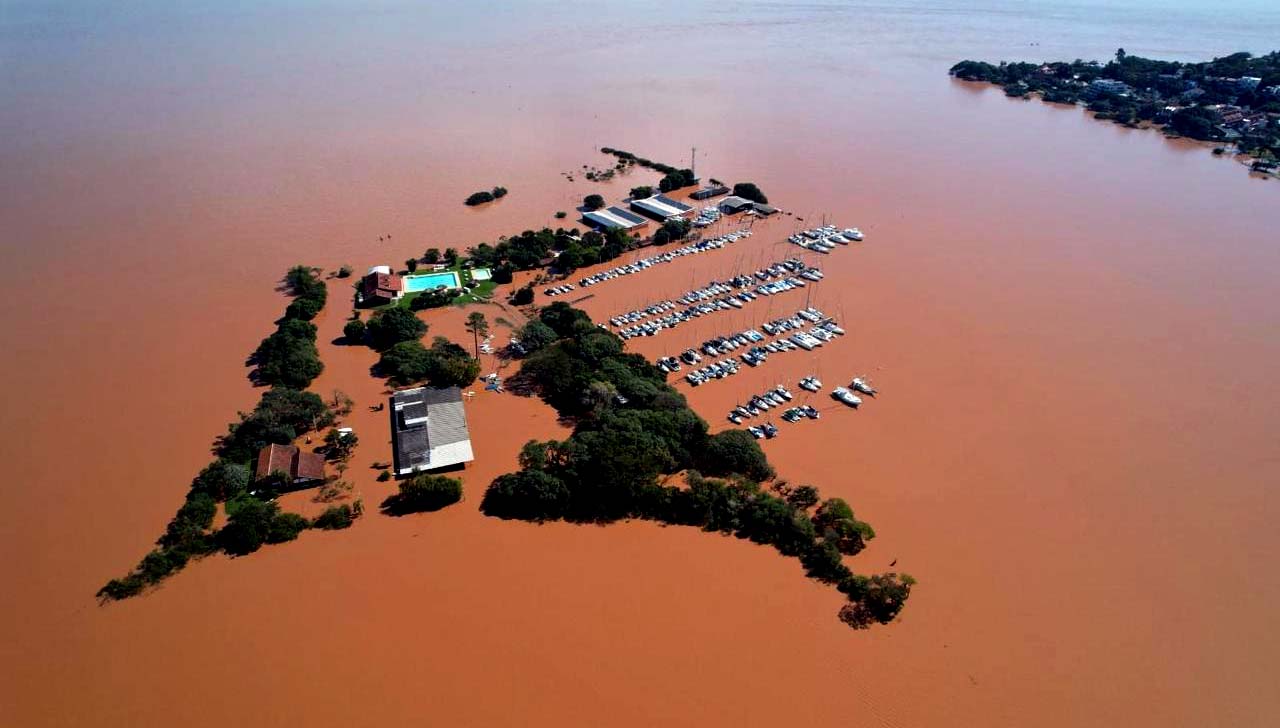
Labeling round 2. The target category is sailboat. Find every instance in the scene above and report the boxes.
[851,377,878,396]
[831,387,862,408]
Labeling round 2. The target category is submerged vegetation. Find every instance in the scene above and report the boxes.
[381,474,464,516]
[250,266,326,388]
[356,304,480,387]
[465,226,638,275]
[732,182,769,204]
[951,50,1280,176]
[653,217,692,246]
[465,186,509,206]
[481,302,914,628]
[599,146,697,191]
[98,268,362,602]
[379,336,480,388]
[364,306,428,350]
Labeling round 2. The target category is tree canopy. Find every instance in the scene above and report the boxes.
[379,336,480,387]
[365,307,428,350]
[465,190,495,206]
[251,267,328,388]
[515,319,558,353]
[99,268,341,601]
[479,304,911,628]
[465,312,489,358]
[343,318,366,343]
[949,51,1280,171]
[732,182,768,204]
[654,217,692,246]
[697,429,775,482]
[382,474,464,515]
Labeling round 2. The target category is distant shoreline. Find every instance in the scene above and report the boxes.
[950,50,1280,181]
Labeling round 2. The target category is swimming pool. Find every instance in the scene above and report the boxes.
[403,271,460,292]
[471,268,492,281]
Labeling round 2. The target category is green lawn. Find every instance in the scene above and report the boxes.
[365,264,498,311]
[452,279,497,305]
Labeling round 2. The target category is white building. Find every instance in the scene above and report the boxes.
[1087,78,1132,97]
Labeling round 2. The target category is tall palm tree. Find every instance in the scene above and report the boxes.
[465,312,489,359]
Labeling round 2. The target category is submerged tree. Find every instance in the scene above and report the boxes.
[465,311,490,359]
[475,303,914,629]
[365,307,427,350]
[381,474,464,515]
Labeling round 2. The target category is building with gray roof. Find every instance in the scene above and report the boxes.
[690,184,729,200]
[582,205,649,232]
[391,386,474,476]
[718,195,755,214]
[629,193,695,221]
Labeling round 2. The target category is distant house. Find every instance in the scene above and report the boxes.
[582,205,649,232]
[1237,77,1262,92]
[359,266,403,306]
[1215,105,1249,129]
[1086,78,1132,97]
[752,202,778,216]
[718,196,755,214]
[690,184,729,200]
[629,193,695,222]
[255,443,326,487]
[391,386,474,476]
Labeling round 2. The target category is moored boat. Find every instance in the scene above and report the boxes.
[831,387,862,408]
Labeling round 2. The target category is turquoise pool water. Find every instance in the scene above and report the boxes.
[404,271,460,292]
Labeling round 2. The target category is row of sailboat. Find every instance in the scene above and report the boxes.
[576,229,752,288]
[731,376,878,436]
[611,259,821,338]
[788,225,865,254]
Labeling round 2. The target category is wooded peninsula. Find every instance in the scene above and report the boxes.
[951,50,1280,177]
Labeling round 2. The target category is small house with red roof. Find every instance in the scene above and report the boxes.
[358,265,404,307]
[255,443,326,488]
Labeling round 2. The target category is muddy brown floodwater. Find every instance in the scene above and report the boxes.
[3,2,1280,726]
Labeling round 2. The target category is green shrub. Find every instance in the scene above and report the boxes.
[381,474,463,515]
[511,285,534,305]
[343,318,366,343]
[266,512,310,544]
[313,504,356,530]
